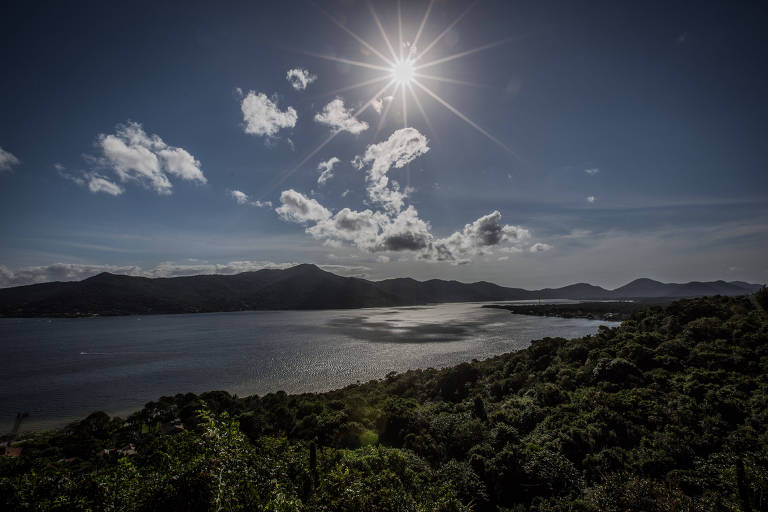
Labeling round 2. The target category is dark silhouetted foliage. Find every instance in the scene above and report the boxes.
[2,294,767,510]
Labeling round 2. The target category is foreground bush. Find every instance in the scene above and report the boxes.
[2,294,766,510]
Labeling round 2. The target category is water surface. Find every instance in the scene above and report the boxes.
[0,302,616,431]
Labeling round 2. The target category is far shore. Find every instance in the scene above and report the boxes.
[482,299,671,321]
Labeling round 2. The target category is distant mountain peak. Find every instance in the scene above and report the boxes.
[624,277,663,285]
[84,272,117,281]
[0,265,761,317]
[288,263,323,272]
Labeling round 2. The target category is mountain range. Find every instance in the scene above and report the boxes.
[0,264,761,317]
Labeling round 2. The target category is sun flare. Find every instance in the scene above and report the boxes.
[391,58,415,85]
[271,0,518,192]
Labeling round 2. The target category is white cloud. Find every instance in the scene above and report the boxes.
[529,243,553,253]
[341,189,351,197]
[355,127,430,212]
[57,167,85,186]
[229,189,271,208]
[314,98,369,134]
[587,195,596,203]
[94,121,206,195]
[376,206,433,252]
[585,168,599,175]
[371,96,394,115]
[0,147,20,173]
[157,147,206,182]
[88,175,123,196]
[301,204,433,255]
[288,199,531,264]
[231,190,249,205]
[276,189,332,223]
[359,128,430,180]
[58,164,124,196]
[276,127,543,264]
[241,91,298,138]
[286,68,317,91]
[317,156,340,185]
[430,211,530,263]
[308,207,382,248]
[0,261,371,288]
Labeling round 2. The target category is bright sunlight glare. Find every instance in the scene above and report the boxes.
[392,59,415,84]
[271,0,518,196]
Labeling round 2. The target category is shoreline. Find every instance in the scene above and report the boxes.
[0,298,581,319]
[4,310,614,435]
[482,299,672,321]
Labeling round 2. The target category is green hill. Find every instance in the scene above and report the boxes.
[0,264,761,317]
[2,292,767,510]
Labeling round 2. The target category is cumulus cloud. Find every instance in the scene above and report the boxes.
[317,156,340,185]
[229,189,271,208]
[529,243,553,253]
[276,189,332,223]
[231,190,249,205]
[157,147,206,182]
[355,127,429,212]
[371,96,394,114]
[314,98,368,134]
[241,91,298,138]
[376,206,432,252]
[587,195,596,203]
[300,203,431,254]
[286,68,317,91]
[0,147,20,173]
[58,164,124,196]
[307,207,382,248]
[283,195,531,263]
[430,211,531,262]
[0,261,371,288]
[92,121,206,195]
[359,128,430,180]
[276,127,540,264]
[88,176,123,196]
[585,168,599,175]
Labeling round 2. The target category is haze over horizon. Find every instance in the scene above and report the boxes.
[1,0,766,290]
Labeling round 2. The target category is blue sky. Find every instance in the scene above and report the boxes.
[0,0,766,289]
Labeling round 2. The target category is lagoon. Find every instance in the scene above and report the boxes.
[0,302,617,431]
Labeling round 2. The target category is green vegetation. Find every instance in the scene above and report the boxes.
[2,295,767,510]
[482,300,667,321]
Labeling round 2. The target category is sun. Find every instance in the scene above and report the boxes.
[267,1,518,191]
[391,58,415,85]
[303,1,514,153]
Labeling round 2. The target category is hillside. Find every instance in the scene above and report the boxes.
[0,264,761,317]
[2,293,767,510]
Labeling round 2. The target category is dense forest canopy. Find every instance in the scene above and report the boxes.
[2,291,768,510]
